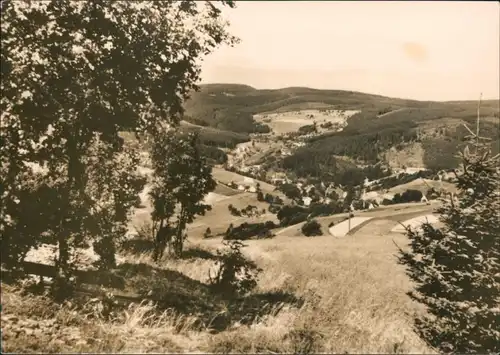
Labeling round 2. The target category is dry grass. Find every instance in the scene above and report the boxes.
[187,192,278,238]
[387,178,458,195]
[223,228,432,354]
[194,210,434,353]
[3,209,434,354]
[1,283,201,352]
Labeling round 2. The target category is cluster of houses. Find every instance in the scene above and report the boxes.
[228,176,259,193]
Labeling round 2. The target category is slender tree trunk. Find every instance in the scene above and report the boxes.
[57,234,70,274]
[153,218,163,261]
[175,206,186,257]
[57,128,81,278]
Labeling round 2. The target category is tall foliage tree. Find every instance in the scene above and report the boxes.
[149,130,216,258]
[1,0,236,279]
[83,136,147,269]
[397,119,500,352]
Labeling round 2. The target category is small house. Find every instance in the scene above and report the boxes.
[243,176,254,184]
[302,196,312,206]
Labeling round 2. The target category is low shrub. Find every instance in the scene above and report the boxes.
[203,227,213,239]
[208,240,262,298]
[393,189,423,204]
[301,219,322,237]
[224,221,278,240]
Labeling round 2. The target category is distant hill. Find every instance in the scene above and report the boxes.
[184,84,499,172]
[183,84,434,133]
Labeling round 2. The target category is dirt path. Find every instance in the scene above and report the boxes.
[329,217,373,237]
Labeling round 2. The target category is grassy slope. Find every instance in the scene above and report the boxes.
[178,120,250,149]
[211,167,278,194]
[3,203,440,353]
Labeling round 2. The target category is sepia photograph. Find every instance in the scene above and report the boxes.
[1,0,499,353]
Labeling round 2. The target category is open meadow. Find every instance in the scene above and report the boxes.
[253,109,359,135]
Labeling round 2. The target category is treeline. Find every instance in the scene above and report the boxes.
[199,145,228,165]
[422,121,499,170]
[179,126,250,149]
[366,170,435,192]
[183,104,271,134]
[183,86,421,134]
[276,201,349,227]
[223,221,277,240]
[308,121,418,162]
[283,146,393,185]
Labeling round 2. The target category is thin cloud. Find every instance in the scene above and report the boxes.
[402,42,428,63]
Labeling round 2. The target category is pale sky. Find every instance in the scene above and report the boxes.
[201,1,500,101]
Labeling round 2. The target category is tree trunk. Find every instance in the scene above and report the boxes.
[57,236,70,274]
[174,207,186,257]
[57,130,82,278]
[154,218,166,261]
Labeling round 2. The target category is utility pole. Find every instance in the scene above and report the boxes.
[348,203,354,233]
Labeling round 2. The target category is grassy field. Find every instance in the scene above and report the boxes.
[187,192,278,238]
[253,109,358,135]
[211,167,278,195]
[2,202,436,353]
[387,178,458,195]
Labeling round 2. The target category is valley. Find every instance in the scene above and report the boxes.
[7,82,497,352]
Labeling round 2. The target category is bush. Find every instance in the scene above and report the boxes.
[298,124,317,135]
[228,204,242,217]
[240,205,262,218]
[278,183,302,200]
[277,205,308,227]
[253,123,271,134]
[208,240,262,299]
[402,189,423,202]
[393,189,423,204]
[133,195,143,208]
[301,219,322,237]
[264,193,284,205]
[203,227,212,239]
[308,202,341,218]
[224,221,278,240]
[381,198,393,206]
[268,204,281,214]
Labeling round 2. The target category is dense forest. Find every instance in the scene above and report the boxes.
[178,125,250,149]
[283,120,418,180]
